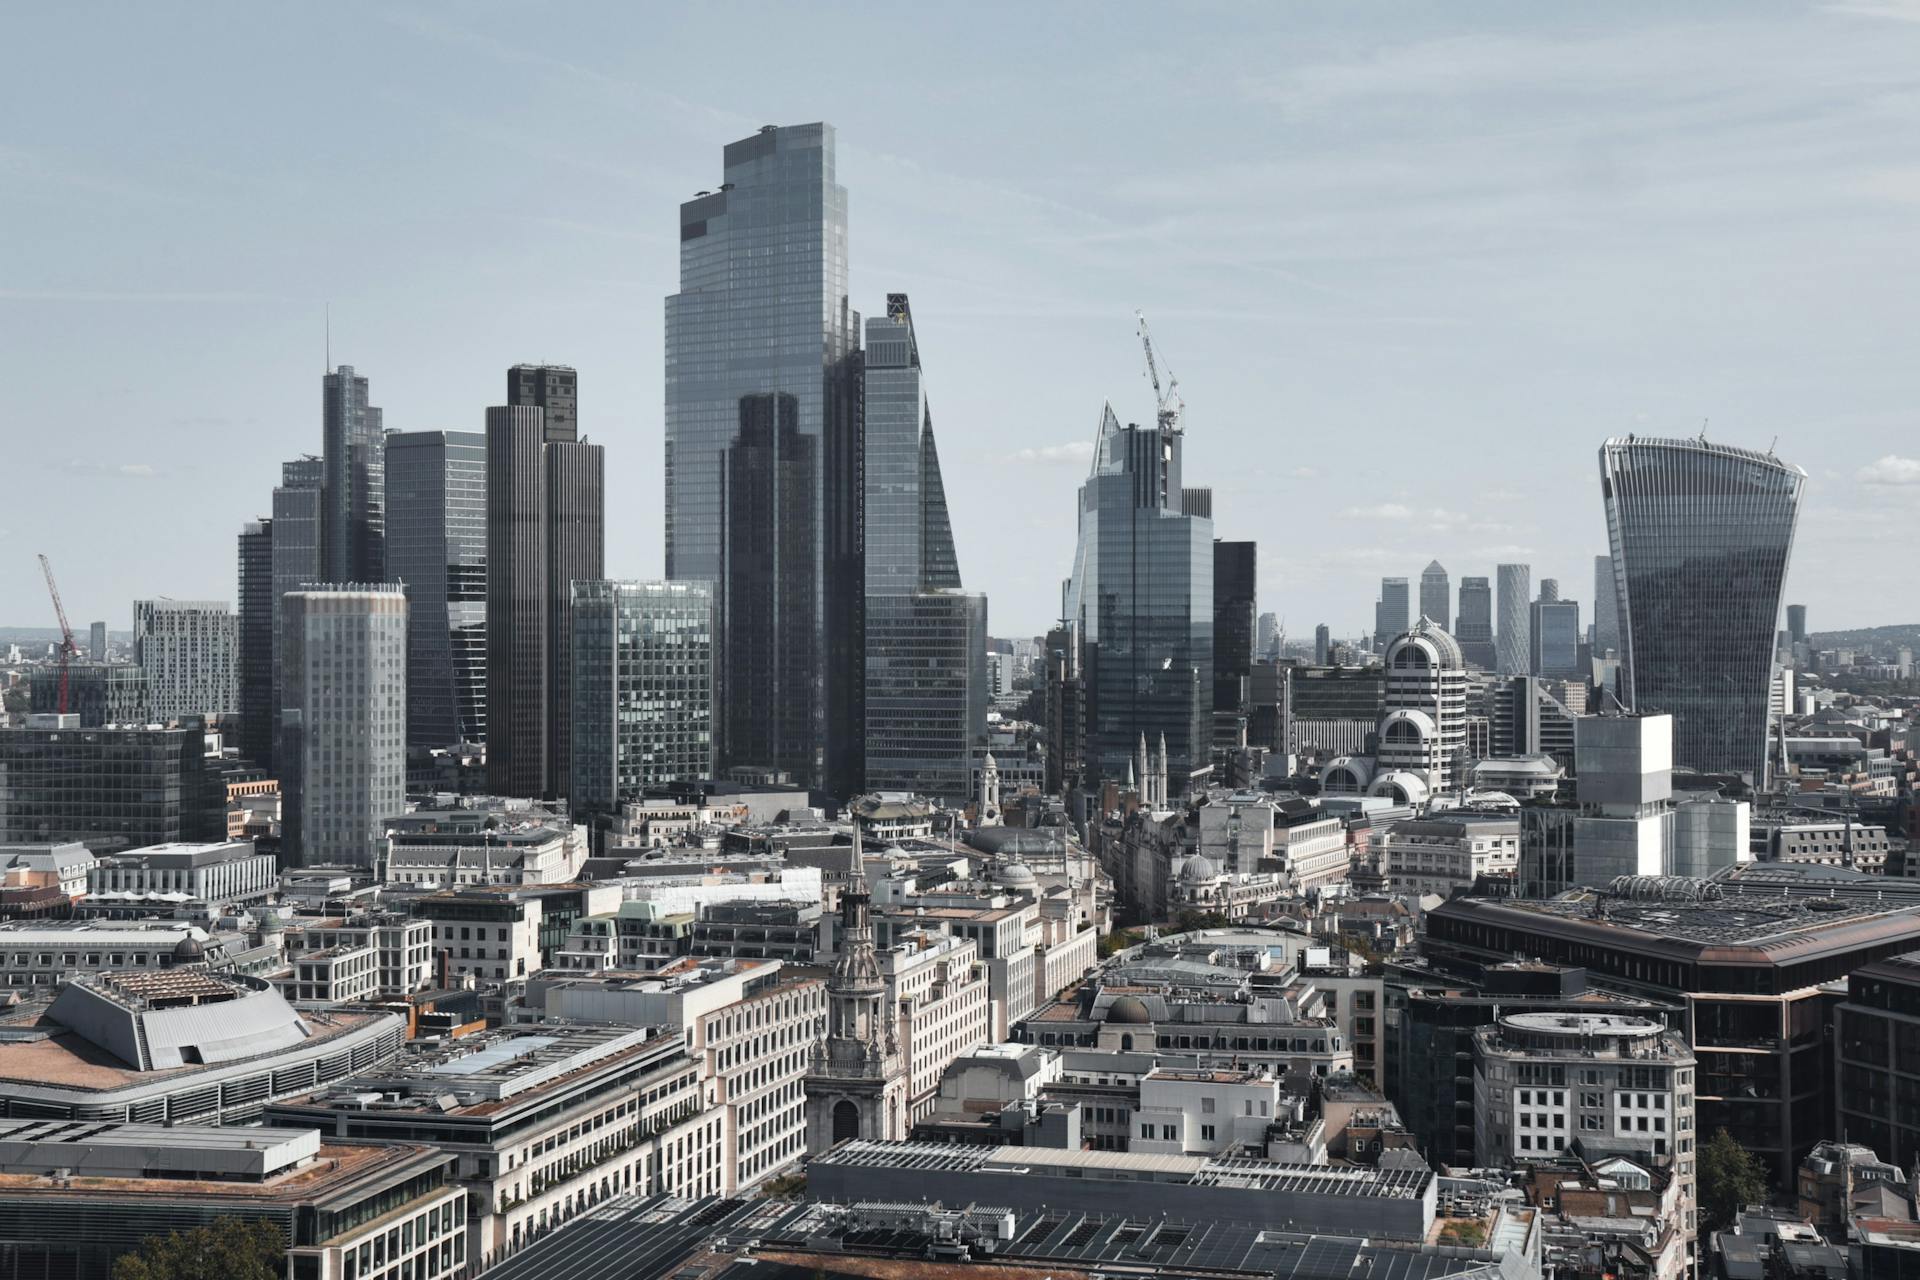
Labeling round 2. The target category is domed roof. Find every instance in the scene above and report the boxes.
[258,908,286,934]
[1386,620,1465,671]
[994,861,1038,889]
[1322,755,1376,793]
[1105,995,1153,1024]
[1367,771,1432,805]
[1179,855,1220,884]
[1380,707,1438,739]
[171,935,207,961]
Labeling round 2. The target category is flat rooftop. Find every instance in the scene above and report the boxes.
[1440,890,1920,952]
[812,1141,1433,1199]
[479,1194,1511,1280]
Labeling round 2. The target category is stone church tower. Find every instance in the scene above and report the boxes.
[804,825,907,1152]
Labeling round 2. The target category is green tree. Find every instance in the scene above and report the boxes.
[112,1217,283,1280]
[1699,1127,1769,1229]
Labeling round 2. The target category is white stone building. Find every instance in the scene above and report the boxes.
[1473,1011,1698,1258]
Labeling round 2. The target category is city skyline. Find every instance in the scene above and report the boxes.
[6,6,1920,637]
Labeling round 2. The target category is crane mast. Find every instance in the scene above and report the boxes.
[37,553,80,716]
[1134,309,1184,436]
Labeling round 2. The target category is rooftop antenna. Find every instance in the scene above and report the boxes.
[1699,417,1709,443]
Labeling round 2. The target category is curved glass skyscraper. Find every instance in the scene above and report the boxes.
[1600,436,1804,784]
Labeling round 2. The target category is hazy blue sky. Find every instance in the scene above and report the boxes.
[6,2,1920,641]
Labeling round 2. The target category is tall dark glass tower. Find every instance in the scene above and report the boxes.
[1600,436,1804,784]
[1373,578,1409,652]
[322,365,385,583]
[861,295,987,803]
[1455,576,1495,669]
[269,457,324,768]
[388,430,488,751]
[1064,405,1214,789]
[1419,560,1451,631]
[666,123,863,797]
[1212,540,1256,714]
[486,367,604,801]
[236,518,275,765]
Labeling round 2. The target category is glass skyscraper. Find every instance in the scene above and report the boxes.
[665,123,863,797]
[1373,577,1409,652]
[236,518,275,763]
[387,429,488,751]
[270,457,324,769]
[1455,576,1495,669]
[1592,553,1622,658]
[1419,560,1451,632]
[1600,436,1804,784]
[860,295,987,803]
[1495,563,1532,677]
[322,365,385,584]
[570,580,715,814]
[1064,404,1214,788]
[1213,541,1256,715]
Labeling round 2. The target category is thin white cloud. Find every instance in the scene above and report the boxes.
[1010,440,1095,465]
[1858,455,1920,486]
[0,289,264,303]
[53,460,164,478]
[1342,502,1414,520]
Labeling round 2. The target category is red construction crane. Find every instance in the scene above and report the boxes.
[37,553,80,715]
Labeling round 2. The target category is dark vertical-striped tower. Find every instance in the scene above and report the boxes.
[486,366,604,801]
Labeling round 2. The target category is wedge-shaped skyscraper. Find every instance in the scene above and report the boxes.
[1600,436,1803,784]
[860,295,987,803]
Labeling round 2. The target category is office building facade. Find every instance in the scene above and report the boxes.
[131,599,237,722]
[665,123,863,796]
[236,519,275,764]
[1213,541,1257,715]
[87,622,106,662]
[1419,560,1450,631]
[1600,437,1804,783]
[570,579,716,814]
[1593,554,1621,659]
[1374,577,1409,652]
[270,457,324,767]
[486,367,605,802]
[861,295,988,804]
[28,663,149,729]
[1314,623,1331,666]
[1456,576,1495,669]
[279,585,408,868]
[1258,612,1281,660]
[1496,563,1531,677]
[0,718,225,852]
[1064,405,1214,790]
[1530,581,1581,678]
[1787,604,1807,646]
[321,365,385,583]
[387,429,488,751]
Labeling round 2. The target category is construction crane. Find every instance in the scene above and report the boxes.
[1135,309,1184,435]
[37,553,80,716]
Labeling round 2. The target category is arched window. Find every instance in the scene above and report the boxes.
[832,1099,861,1144]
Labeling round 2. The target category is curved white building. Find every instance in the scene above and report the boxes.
[1380,621,1467,788]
